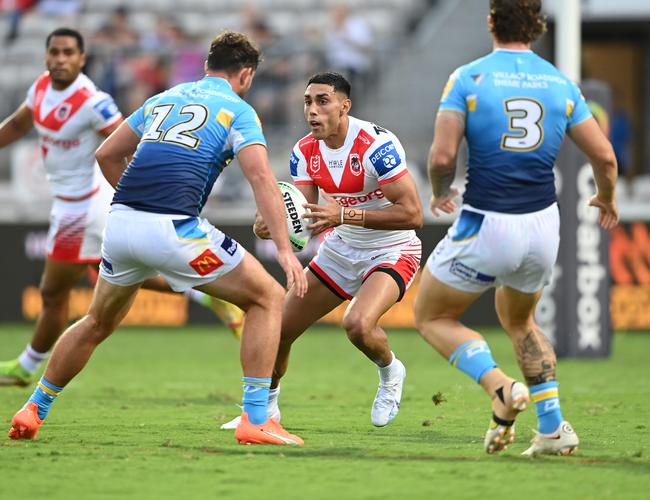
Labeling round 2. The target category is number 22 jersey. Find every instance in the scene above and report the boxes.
[440,49,592,214]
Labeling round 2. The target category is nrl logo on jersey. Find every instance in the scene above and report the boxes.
[55,103,72,122]
[350,153,362,176]
[310,155,321,173]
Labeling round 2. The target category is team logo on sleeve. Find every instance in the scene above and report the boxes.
[350,153,362,176]
[55,103,72,122]
[94,98,119,120]
[369,141,402,176]
[289,151,299,176]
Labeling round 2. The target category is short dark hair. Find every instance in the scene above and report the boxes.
[206,31,261,73]
[489,0,546,44]
[307,72,351,98]
[46,27,84,52]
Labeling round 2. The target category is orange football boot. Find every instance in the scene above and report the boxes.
[234,412,303,445]
[8,403,43,440]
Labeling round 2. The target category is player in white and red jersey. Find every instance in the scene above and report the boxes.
[222,72,423,430]
[0,29,124,387]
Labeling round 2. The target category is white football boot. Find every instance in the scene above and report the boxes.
[484,381,530,454]
[371,357,406,427]
[521,421,579,456]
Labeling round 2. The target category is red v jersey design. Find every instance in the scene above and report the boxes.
[300,129,375,194]
[33,73,92,132]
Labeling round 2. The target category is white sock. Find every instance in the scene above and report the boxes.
[268,386,281,416]
[378,352,400,381]
[18,344,49,374]
[186,289,209,306]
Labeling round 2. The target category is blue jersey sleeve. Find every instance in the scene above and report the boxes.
[126,104,146,137]
[229,106,267,155]
[567,82,592,128]
[438,68,467,114]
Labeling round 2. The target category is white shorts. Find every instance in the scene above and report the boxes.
[427,203,560,294]
[46,181,113,263]
[309,232,421,300]
[99,205,245,292]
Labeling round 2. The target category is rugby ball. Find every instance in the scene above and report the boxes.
[278,181,311,252]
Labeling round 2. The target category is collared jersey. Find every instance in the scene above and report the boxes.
[439,49,592,214]
[290,115,414,248]
[25,72,122,198]
[113,76,266,216]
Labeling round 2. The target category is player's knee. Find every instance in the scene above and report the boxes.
[258,280,285,312]
[40,285,70,309]
[414,305,445,332]
[342,311,373,344]
[79,313,114,345]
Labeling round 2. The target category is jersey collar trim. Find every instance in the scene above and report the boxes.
[203,76,232,89]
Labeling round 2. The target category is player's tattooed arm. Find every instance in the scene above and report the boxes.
[515,329,557,385]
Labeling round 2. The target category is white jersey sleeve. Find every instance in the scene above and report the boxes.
[363,128,409,184]
[25,80,37,109]
[86,91,122,132]
[289,143,313,185]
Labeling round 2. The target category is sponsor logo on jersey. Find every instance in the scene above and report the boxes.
[93,98,119,121]
[310,155,321,173]
[41,135,80,150]
[335,188,384,207]
[289,151,299,176]
[350,153,362,176]
[359,134,371,145]
[189,249,223,276]
[55,103,72,122]
[470,73,484,85]
[328,159,345,169]
[369,141,402,176]
[220,236,238,256]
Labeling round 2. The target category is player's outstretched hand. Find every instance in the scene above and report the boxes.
[303,191,341,235]
[429,187,460,217]
[589,195,619,230]
[276,249,308,298]
[253,210,271,239]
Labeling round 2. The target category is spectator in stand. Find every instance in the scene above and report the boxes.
[243,16,291,126]
[3,0,38,43]
[324,4,373,95]
[85,6,139,111]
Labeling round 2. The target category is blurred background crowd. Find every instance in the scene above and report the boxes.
[0,0,648,223]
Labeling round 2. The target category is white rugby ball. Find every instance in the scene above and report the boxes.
[278,181,311,252]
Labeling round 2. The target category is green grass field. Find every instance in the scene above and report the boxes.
[1,324,649,499]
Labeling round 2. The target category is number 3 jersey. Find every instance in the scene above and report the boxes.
[25,72,122,198]
[440,49,592,214]
[290,115,414,249]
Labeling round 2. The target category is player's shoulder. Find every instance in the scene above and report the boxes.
[32,71,51,87]
[527,52,572,80]
[296,132,317,151]
[353,116,399,143]
[449,53,494,81]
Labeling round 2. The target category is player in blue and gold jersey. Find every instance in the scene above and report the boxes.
[414,0,619,456]
[9,31,307,446]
